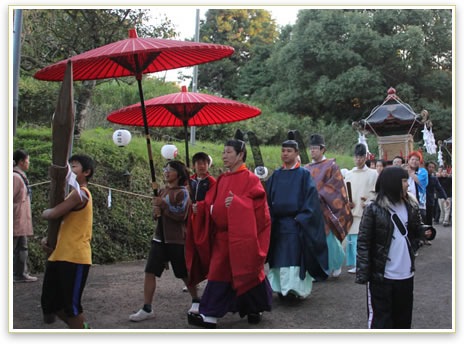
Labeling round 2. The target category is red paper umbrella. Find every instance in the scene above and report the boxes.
[34,29,234,195]
[107,86,261,166]
[34,29,234,81]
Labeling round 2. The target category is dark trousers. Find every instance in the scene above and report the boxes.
[425,203,434,225]
[433,200,441,222]
[367,277,414,329]
[13,236,28,278]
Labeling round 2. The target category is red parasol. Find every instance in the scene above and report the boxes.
[107,85,261,166]
[34,29,234,195]
[34,29,234,81]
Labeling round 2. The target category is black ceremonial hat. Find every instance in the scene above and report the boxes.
[354,143,367,157]
[309,133,325,147]
[282,130,299,151]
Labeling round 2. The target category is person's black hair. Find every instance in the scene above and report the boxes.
[13,149,29,165]
[425,161,437,169]
[366,159,376,168]
[375,166,409,204]
[354,143,367,157]
[166,160,189,186]
[69,154,96,181]
[192,152,210,165]
[377,159,386,167]
[393,156,405,164]
[225,139,247,162]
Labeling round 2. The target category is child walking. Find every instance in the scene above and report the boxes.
[129,160,199,322]
[40,154,96,329]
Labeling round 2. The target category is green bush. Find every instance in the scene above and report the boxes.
[82,78,370,156]
[86,77,182,129]
[13,126,358,273]
[18,77,60,125]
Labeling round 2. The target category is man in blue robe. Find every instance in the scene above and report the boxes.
[266,135,329,299]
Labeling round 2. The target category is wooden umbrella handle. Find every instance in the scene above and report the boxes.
[346,181,353,203]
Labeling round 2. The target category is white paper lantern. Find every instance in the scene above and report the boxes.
[161,144,178,160]
[254,166,268,180]
[112,129,131,147]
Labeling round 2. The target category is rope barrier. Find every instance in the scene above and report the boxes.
[28,180,153,199]
[29,181,51,187]
[88,182,152,199]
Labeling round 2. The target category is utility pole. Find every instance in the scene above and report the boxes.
[13,9,23,137]
[190,8,200,145]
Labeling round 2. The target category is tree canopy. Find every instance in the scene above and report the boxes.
[21,9,177,73]
[17,8,453,142]
[264,10,451,115]
[19,9,178,135]
[197,9,279,98]
[264,9,450,139]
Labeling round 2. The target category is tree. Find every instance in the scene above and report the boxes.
[261,8,452,135]
[197,9,278,98]
[20,9,177,136]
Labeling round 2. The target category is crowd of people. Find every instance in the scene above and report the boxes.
[12,133,452,330]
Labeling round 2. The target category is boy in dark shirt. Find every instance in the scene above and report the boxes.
[190,152,216,202]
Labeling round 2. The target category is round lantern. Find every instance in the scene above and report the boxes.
[161,144,178,160]
[112,129,131,147]
[254,166,268,180]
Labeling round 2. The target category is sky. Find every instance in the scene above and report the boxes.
[149,6,300,84]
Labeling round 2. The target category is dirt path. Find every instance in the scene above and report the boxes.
[12,224,453,331]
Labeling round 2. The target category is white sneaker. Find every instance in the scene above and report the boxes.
[129,308,155,322]
[14,274,38,283]
[348,267,356,274]
[332,268,342,277]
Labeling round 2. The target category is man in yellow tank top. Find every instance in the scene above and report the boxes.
[40,154,95,330]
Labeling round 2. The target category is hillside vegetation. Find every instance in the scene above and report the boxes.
[13,125,364,272]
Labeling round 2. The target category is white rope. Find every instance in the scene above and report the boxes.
[28,179,153,200]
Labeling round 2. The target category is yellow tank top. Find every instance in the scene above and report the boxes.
[49,187,93,264]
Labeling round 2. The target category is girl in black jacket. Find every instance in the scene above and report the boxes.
[355,167,433,329]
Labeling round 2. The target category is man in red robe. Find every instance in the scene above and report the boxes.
[185,135,272,329]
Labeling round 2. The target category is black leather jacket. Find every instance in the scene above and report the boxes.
[355,193,427,284]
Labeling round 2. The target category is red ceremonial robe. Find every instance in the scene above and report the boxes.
[185,165,271,296]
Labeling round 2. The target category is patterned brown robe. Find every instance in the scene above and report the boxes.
[304,159,353,241]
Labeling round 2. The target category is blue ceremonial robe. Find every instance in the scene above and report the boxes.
[266,167,329,281]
